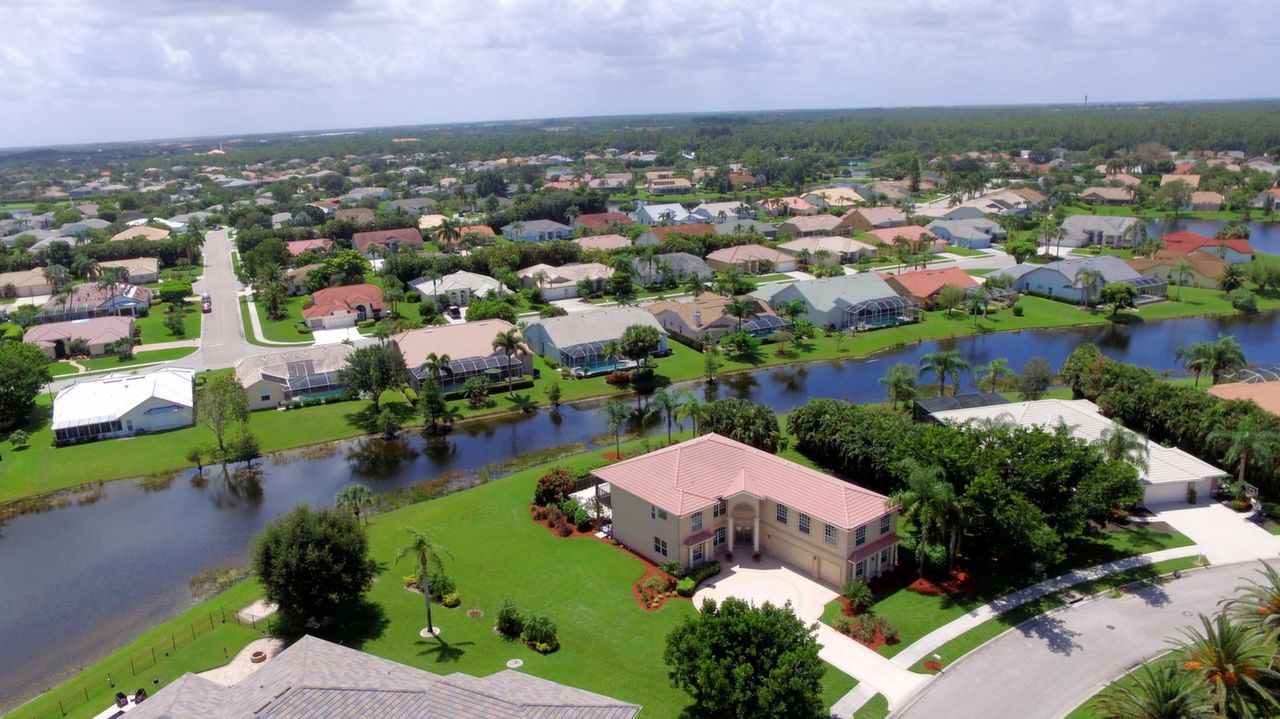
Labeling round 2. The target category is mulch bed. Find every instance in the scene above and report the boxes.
[923,659,942,672]
[529,505,596,539]
[600,452,625,461]
[906,569,977,596]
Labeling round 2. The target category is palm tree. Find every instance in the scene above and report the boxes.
[724,297,757,332]
[491,329,525,397]
[890,461,955,576]
[1171,258,1195,301]
[967,287,990,326]
[1093,662,1213,719]
[1219,264,1247,292]
[1175,342,1215,387]
[1206,335,1247,385]
[919,350,970,397]
[1074,267,1104,308]
[42,263,68,293]
[603,339,623,371]
[975,358,1011,393]
[777,299,806,326]
[1225,561,1280,635]
[645,387,683,444]
[1094,426,1151,473]
[256,280,290,320]
[334,484,373,525]
[1175,613,1279,717]
[395,528,452,642]
[70,254,99,281]
[879,362,917,410]
[598,399,631,457]
[684,272,707,298]
[1207,415,1279,486]
[421,352,454,387]
[676,392,705,435]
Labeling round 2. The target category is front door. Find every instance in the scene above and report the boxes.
[733,523,753,548]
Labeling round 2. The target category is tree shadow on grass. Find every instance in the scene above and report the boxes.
[416,637,474,663]
[271,599,391,651]
[1108,312,1146,325]
[344,402,417,434]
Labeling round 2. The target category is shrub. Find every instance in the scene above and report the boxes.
[539,304,568,318]
[532,505,550,521]
[158,280,193,305]
[676,577,696,597]
[8,429,30,450]
[521,614,559,653]
[426,568,455,601]
[835,616,856,635]
[1228,288,1258,314]
[441,591,461,608]
[644,575,672,593]
[630,367,655,386]
[841,580,873,614]
[495,599,523,638]
[875,616,899,643]
[553,515,572,537]
[534,468,575,506]
[1011,303,1024,317]
[572,507,593,531]
[658,560,682,577]
[687,561,722,586]
[847,614,877,642]
[605,370,631,386]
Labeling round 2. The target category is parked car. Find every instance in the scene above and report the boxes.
[202,299,212,313]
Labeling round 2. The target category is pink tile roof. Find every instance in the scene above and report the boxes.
[592,433,891,530]
[574,212,633,229]
[302,283,384,318]
[285,238,334,256]
[351,227,423,253]
[863,225,935,244]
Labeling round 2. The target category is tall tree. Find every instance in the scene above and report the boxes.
[251,505,375,622]
[1171,257,1195,301]
[199,374,250,458]
[1206,334,1247,384]
[598,399,631,456]
[724,297,758,332]
[1175,341,1215,387]
[334,483,373,525]
[645,387,683,444]
[619,323,661,368]
[338,343,408,414]
[1175,613,1279,717]
[890,460,956,575]
[919,350,970,397]
[1225,562,1280,636]
[1093,662,1213,719]
[0,343,51,431]
[1094,426,1151,473]
[395,527,452,642]
[879,362,917,410]
[1074,267,1104,308]
[1207,415,1279,486]
[976,358,1011,393]
[491,328,526,397]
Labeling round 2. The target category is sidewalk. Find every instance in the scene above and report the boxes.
[242,294,313,347]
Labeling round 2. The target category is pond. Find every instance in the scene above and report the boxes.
[0,310,1276,710]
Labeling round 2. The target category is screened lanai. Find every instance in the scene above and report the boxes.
[843,295,920,330]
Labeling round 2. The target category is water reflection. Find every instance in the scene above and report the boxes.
[345,437,419,480]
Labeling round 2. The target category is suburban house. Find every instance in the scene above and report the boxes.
[631,203,694,225]
[759,196,818,216]
[500,219,574,242]
[647,176,693,195]
[777,236,875,265]
[647,294,782,341]
[39,283,152,321]
[1190,191,1226,211]
[285,264,321,295]
[573,234,631,252]
[777,214,843,238]
[385,197,439,215]
[1208,381,1280,418]
[930,399,1226,505]
[125,635,639,719]
[109,225,170,243]
[1249,188,1280,209]
[0,268,54,298]
[25,316,134,358]
[1081,187,1134,205]
[1059,215,1139,248]
[335,207,375,224]
[285,238,334,257]
[1128,249,1227,289]
[410,271,503,307]
[803,186,866,210]
[593,433,899,584]
[517,262,613,300]
[864,225,944,252]
[883,267,979,308]
[573,211,632,231]
[630,252,714,286]
[51,368,195,445]
[99,257,160,284]
[990,255,1166,305]
[235,344,355,410]
[524,307,667,373]
[713,218,778,239]
[914,206,987,222]
[924,218,1006,249]
[635,223,717,246]
[833,206,906,235]
[705,244,797,274]
[1161,174,1201,189]
[1160,231,1255,264]
[302,283,384,329]
[691,200,754,223]
[351,227,424,258]
[443,224,497,246]
[393,320,531,390]
[751,273,919,330]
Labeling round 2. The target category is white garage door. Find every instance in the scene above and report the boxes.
[767,533,814,573]
[1143,479,1207,507]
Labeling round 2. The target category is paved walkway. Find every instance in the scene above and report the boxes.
[141,339,200,351]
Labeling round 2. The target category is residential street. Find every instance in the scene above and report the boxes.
[893,562,1268,719]
[189,227,278,370]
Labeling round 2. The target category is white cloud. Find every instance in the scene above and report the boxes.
[0,0,1274,146]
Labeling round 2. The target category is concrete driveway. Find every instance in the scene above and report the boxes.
[1153,501,1280,565]
[695,559,928,709]
[893,562,1268,719]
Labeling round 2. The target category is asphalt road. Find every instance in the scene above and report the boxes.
[894,562,1266,719]
[189,227,277,370]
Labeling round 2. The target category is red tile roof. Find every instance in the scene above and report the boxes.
[302,283,384,319]
[351,227,423,253]
[884,267,977,301]
[285,238,334,256]
[592,433,891,530]
[863,225,935,244]
[1161,231,1254,256]
[574,212,633,229]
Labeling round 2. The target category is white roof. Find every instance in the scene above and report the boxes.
[52,368,195,430]
[931,399,1227,487]
[410,270,502,297]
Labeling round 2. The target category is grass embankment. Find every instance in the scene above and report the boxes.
[45,347,198,377]
[15,438,856,719]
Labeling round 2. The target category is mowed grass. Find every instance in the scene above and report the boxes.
[20,441,857,719]
[132,303,201,343]
[252,294,316,343]
[45,347,198,376]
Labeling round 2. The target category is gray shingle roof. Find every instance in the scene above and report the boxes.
[530,307,666,349]
[752,273,899,313]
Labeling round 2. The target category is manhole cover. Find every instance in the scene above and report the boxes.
[506,659,524,669]
[1183,610,1194,617]
[1105,624,1115,630]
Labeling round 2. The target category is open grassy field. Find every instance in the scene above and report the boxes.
[14,438,857,719]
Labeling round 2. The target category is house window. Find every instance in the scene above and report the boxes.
[692,545,704,564]
[776,504,788,524]
[825,524,837,545]
[880,515,891,534]
[651,505,668,521]
[855,526,866,546]
[654,537,668,557]
[881,547,892,568]
[714,527,726,547]
[855,560,866,579]
[260,392,271,402]
[691,512,702,531]
[713,500,727,517]
[798,513,811,534]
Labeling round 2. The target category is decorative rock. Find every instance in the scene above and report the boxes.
[419,626,441,638]
[506,658,524,669]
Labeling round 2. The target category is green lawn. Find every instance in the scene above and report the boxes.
[80,347,197,371]
[754,273,794,283]
[942,245,986,257]
[964,268,996,276]
[1069,247,1137,260]
[853,692,890,719]
[250,294,315,344]
[133,303,202,344]
[21,439,857,719]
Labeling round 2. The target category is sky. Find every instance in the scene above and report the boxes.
[0,0,1276,148]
